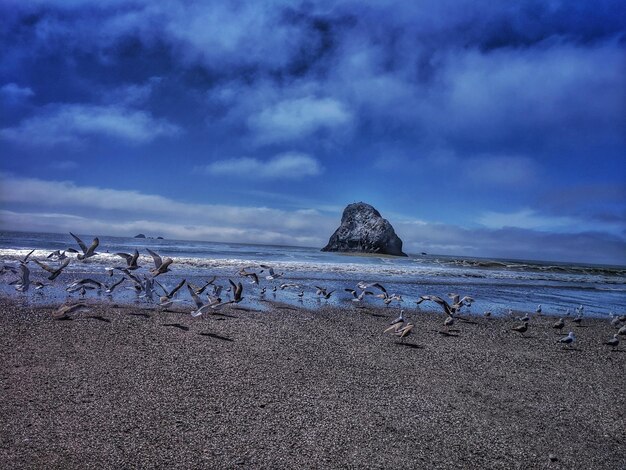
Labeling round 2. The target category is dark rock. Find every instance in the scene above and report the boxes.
[322,202,407,256]
[134,234,146,238]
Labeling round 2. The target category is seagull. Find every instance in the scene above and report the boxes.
[552,317,565,332]
[395,323,414,342]
[604,334,620,351]
[47,250,68,261]
[536,304,542,314]
[617,325,626,336]
[265,267,284,280]
[187,279,215,295]
[68,232,99,260]
[315,286,334,299]
[33,281,49,290]
[146,248,173,277]
[484,311,492,317]
[557,331,575,348]
[384,310,406,333]
[517,312,531,323]
[104,277,126,294]
[345,288,373,302]
[32,258,71,281]
[14,264,30,292]
[53,302,90,320]
[155,278,186,304]
[572,313,583,326]
[609,313,621,328]
[229,279,244,303]
[242,272,259,285]
[416,295,455,316]
[280,283,300,290]
[115,249,141,270]
[66,278,103,291]
[511,321,529,336]
[297,291,304,299]
[187,284,220,317]
[443,315,455,329]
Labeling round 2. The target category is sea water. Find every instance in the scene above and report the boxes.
[0,231,624,317]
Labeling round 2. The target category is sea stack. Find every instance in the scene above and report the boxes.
[322,202,407,257]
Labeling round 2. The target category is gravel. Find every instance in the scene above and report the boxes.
[1,297,624,469]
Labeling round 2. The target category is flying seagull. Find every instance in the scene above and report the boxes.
[32,258,71,281]
[156,278,186,304]
[68,232,99,260]
[146,248,173,277]
[115,249,141,270]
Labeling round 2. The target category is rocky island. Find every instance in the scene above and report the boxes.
[322,202,407,256]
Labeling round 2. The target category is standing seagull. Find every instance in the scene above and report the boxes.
[68,232,99,260]
[604,334,620,351]
[511,322,529,336]
[146,248,173,277]
[557,332,575,349]
[552,317,565,333]
[536,304,542,314]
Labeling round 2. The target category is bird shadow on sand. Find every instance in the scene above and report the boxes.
[162,323,189,331]
[274,305,298,311]
[395,342,424,349]
[558,347,581,352]
[436,330,460,337]
[86,315,110,323]
[128,312,151,318]
[458,319,479,325]
[232,307,259,313]
[198,332,233,342]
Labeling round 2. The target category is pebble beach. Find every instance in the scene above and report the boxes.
[1,297,624,469]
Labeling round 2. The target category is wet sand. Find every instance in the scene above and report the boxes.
[0,297,624,469]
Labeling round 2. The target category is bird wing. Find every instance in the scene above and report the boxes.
[115,252,133,263]
[146,248,163,268]
[22,249,35,263]
[370,283,387,294]
[32,259,56,274]
[169,279,186,298]
[20,263,30,284]
[85,238,99,256]
[186,284,204,309]
[70,232,88,254]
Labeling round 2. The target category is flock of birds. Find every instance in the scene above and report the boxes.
[1,232,625,351]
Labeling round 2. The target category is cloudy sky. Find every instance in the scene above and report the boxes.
[1,0,625,264]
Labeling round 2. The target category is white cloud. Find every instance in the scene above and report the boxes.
[199,152,323,180]
[0,173,336,243]
[478,209,578,231]
[0,83,34,102]
[0,103,181,146]
[248,96,353,143]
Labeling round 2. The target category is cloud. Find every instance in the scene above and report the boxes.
[0,104,181,146]
[49,160,79,170]
[0,172,624,264]
[464,155,538,187]
[0,83,34,102]
[199,152,323,180]
[248,96,353,143]
[477,209,578,231]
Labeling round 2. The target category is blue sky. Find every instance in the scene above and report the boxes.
[1,0,625,264]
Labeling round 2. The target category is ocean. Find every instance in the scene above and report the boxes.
[1,230,624,317]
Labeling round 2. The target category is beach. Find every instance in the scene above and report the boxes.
[1,297,624,469]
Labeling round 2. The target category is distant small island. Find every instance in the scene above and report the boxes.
[134,234,164,240]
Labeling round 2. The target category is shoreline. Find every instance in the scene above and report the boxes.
[1,297,624,469]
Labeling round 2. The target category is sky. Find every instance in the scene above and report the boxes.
[0,0,625,265]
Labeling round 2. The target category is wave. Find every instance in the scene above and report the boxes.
[1,248,624,288]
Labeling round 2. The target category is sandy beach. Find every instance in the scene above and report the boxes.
[0,297,624,469]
